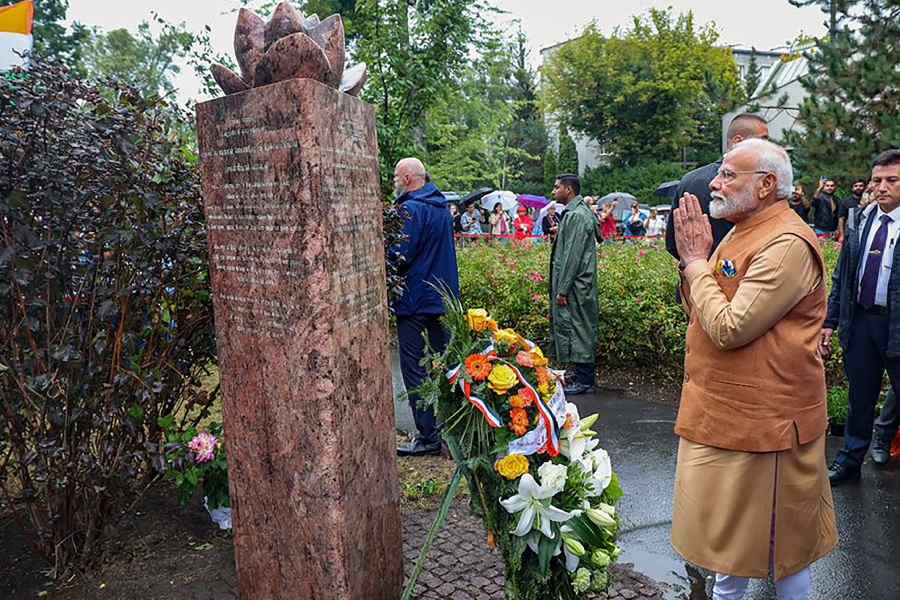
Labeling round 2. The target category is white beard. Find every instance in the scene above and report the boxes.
[710,189,754,219]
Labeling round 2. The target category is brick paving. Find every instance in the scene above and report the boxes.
[402,503,672,600]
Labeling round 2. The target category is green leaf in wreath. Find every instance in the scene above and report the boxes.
[537,534,560,576]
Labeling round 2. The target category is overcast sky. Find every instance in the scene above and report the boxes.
[66,0,828,102]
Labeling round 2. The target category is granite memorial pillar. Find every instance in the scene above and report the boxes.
[196,76,402,600]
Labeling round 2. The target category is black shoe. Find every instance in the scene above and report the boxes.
[871,438,891,466]
[564,383,595,396]
[828,461,861,485]
[397,439,441,457]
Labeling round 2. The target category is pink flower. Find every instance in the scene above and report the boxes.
[188,432,217,463]
[532,293,543,302]
[528,272,545,283]
[639,250,647,258]
[515,351,535,368]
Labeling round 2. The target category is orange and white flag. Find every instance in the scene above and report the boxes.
[0,0,34,71]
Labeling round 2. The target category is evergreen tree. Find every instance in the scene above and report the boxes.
[788,0,855,34]
[557,126,579,175]
[506,28,549,195]
[543,147,558,192]
[786,0,900,183]
[743,48,762,109]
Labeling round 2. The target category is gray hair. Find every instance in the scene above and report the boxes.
[730,138,793,199]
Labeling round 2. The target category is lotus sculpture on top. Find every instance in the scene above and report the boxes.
[211,1,367,97]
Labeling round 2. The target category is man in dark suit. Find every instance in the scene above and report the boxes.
[823,149,900,484]
[666,113,770,262]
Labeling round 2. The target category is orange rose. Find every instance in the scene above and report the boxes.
[465,354,493,381]
[518,387,537,407]
[529,346,549,367]
[535,367,550,388]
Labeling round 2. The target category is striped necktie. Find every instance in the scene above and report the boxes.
[859,214,892,309]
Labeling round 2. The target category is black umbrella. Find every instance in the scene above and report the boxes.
[461,187,493,207]
[655,180,680,199]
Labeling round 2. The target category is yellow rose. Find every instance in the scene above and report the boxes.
[485,318,499,332]
[537,381,551,398]
[488,364,518,395]
[496,453,529,480]
[494,328,521,347]
[467,308,489,332]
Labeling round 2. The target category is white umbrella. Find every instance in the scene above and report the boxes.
[538,201,566,225]
[481,190,518,215]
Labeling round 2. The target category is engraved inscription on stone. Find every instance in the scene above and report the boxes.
[201,106,384,336]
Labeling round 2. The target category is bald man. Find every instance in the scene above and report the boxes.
[666,113,770,263]
[390,158,460,456]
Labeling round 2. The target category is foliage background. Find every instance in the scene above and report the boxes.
[540,8,745,170]
[0,59,218,575]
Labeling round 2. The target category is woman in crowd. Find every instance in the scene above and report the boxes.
[624,203,648,237]
[599,203,618,240]
[513,205,534,240]
[542,203,560,242]
[646,208,666,237]
[789,184,811,222]
[490,202,511,236]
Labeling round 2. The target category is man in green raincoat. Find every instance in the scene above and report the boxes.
[549,173,599,395]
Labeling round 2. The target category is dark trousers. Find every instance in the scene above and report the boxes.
[837,308,900,467]
[397,315,449,445]
[574,362,595,387]
[875,389,898,440]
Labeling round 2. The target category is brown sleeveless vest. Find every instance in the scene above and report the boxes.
[675,202,828,452]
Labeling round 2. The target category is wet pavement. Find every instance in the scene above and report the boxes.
[575,387,900,600]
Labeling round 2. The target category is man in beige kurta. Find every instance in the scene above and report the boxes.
[671,139,837,600]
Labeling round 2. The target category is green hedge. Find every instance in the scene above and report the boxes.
[457,239,843,383]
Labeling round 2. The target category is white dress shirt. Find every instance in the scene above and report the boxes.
[857,204,900,307]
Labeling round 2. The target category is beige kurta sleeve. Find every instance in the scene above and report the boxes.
[681,235,822,350]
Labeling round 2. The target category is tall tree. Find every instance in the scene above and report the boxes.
[82,14,232,100]
[505,27,549,194]
[541,8,744,168]
[786,0,900,183]
[543,147,558,192]
[83,19,194,97]
[351,0,488,190]
[0,0,91,71]
[424,26,531,190]
[557,126,578,175]
[788,0,855,34]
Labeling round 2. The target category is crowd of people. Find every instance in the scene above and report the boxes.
[449,194,669,243]
[390,121,900,599]
[789,177,878,242]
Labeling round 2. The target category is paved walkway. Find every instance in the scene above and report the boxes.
[402,503,671,600]
[574,387,900,600]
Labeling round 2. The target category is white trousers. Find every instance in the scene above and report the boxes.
[712,568,811,600]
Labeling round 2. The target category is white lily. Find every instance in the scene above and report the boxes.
[586,448,613,496]
[559,404,599,464]
[500,474,573,539]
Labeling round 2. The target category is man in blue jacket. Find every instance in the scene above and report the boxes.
[823,149,900,484]
[391,158,460,456]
